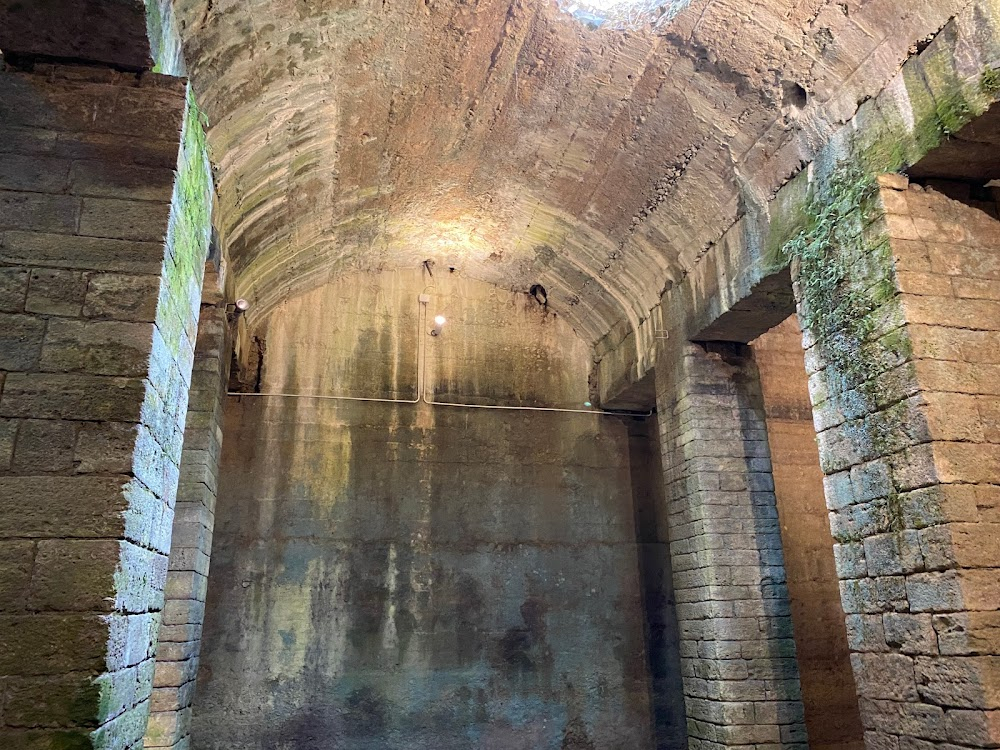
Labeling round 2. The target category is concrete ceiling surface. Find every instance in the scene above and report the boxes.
[173,0,966,344]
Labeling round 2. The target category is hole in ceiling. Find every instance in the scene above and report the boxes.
[782,81,809,109]
[558,0,692,30]
[529,284,548,306]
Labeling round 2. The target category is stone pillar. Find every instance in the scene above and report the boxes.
[795,174,1000,750]
[753,317,865,750]
[0,59,211,747]
[655,340,808,750]
[145,270,231,749]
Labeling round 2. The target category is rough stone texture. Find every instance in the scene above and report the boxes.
[654,338,807,750]
[0,0,152,71]
[752,317,864,750]
[193,269,659,749]
[629,417,689,750]
[145,268,232,749]
[3,0,1000,747]
[168,0,967,354]
[597,0,1000,396]
[799,180,1000,750]
[613,8,1000,735]
[0,61,209,747]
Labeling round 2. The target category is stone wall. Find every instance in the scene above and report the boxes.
[146,275,231,748]
[794,174,1000,750]
[752,317,864,750]
[654,339,807,750]
[597,0,1000,396]
[0,61,210,747]
[192,269,660,750]
[629,417,689,750]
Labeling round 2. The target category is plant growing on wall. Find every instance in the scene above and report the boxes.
[775,160,915,533]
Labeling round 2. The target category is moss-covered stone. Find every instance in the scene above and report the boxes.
[981,67,1000,96]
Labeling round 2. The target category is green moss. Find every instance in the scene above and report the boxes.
[174,89,212,260]
[778,162,881,358]
[158,88,213,353]
[762,173,814,272]
[858,103,914,175]
[778,157,917,468]
[935,90,973,135]
[981,67,1000,95]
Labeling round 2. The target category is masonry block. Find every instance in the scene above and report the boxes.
[798,181,1000,750]
[655,341,808,747]
[0,58,209,746]
[24,269,88,316]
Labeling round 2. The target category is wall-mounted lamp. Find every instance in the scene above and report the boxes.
[226,298,250,321]
[430,315,446,336]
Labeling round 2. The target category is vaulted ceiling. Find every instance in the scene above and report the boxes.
[173,0,964,345]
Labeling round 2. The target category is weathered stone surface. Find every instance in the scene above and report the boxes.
[0,0,151,70]
[10,418,76,473]
[2,2,1000,749]
[192,271,659,750]
[794,179,1000,750]
[171,0,965,350]
[655,336,809,749]
[0,477,129,538]
[0,373,146,421]
[0,56,204,746]
[75,421,140,474]
[0,614,109,676]
[0,313,46,371]
[0,267,28,313]
[0,418,14,472]
[0,231,168,274]
[39,319,154,377]
[24,269,88,317]
[0,541,34,614]
[84,273,161,321]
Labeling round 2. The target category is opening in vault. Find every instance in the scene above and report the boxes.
[557,0,691,30]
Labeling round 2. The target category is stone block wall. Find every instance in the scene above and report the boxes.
[654,340,807,750]
[0,62,210,747]
[629,416,689,750]
[192,269,657,750]
[794,175,1000,750]
[145,291,231,749]
[752,317,864,750]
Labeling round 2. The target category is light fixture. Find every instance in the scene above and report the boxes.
[226,298,250,317]
[431,315,446,336]
[584,401,593,408]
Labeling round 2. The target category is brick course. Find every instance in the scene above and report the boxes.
[145,287,230,750]
[799,177,1000,750]
[655,339,808,750]
[0,62,209,749]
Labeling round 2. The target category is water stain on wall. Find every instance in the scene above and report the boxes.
[193,270,664,749]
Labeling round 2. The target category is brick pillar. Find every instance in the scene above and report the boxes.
[655,340,808,750]
[796,175,1000,750]
[753,318,865,750]
[145,271,231,749]
[0,62,211,747]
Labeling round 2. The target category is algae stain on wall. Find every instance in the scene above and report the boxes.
[194,269,655,750]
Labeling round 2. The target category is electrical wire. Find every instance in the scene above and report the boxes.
[227,298,654,418]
